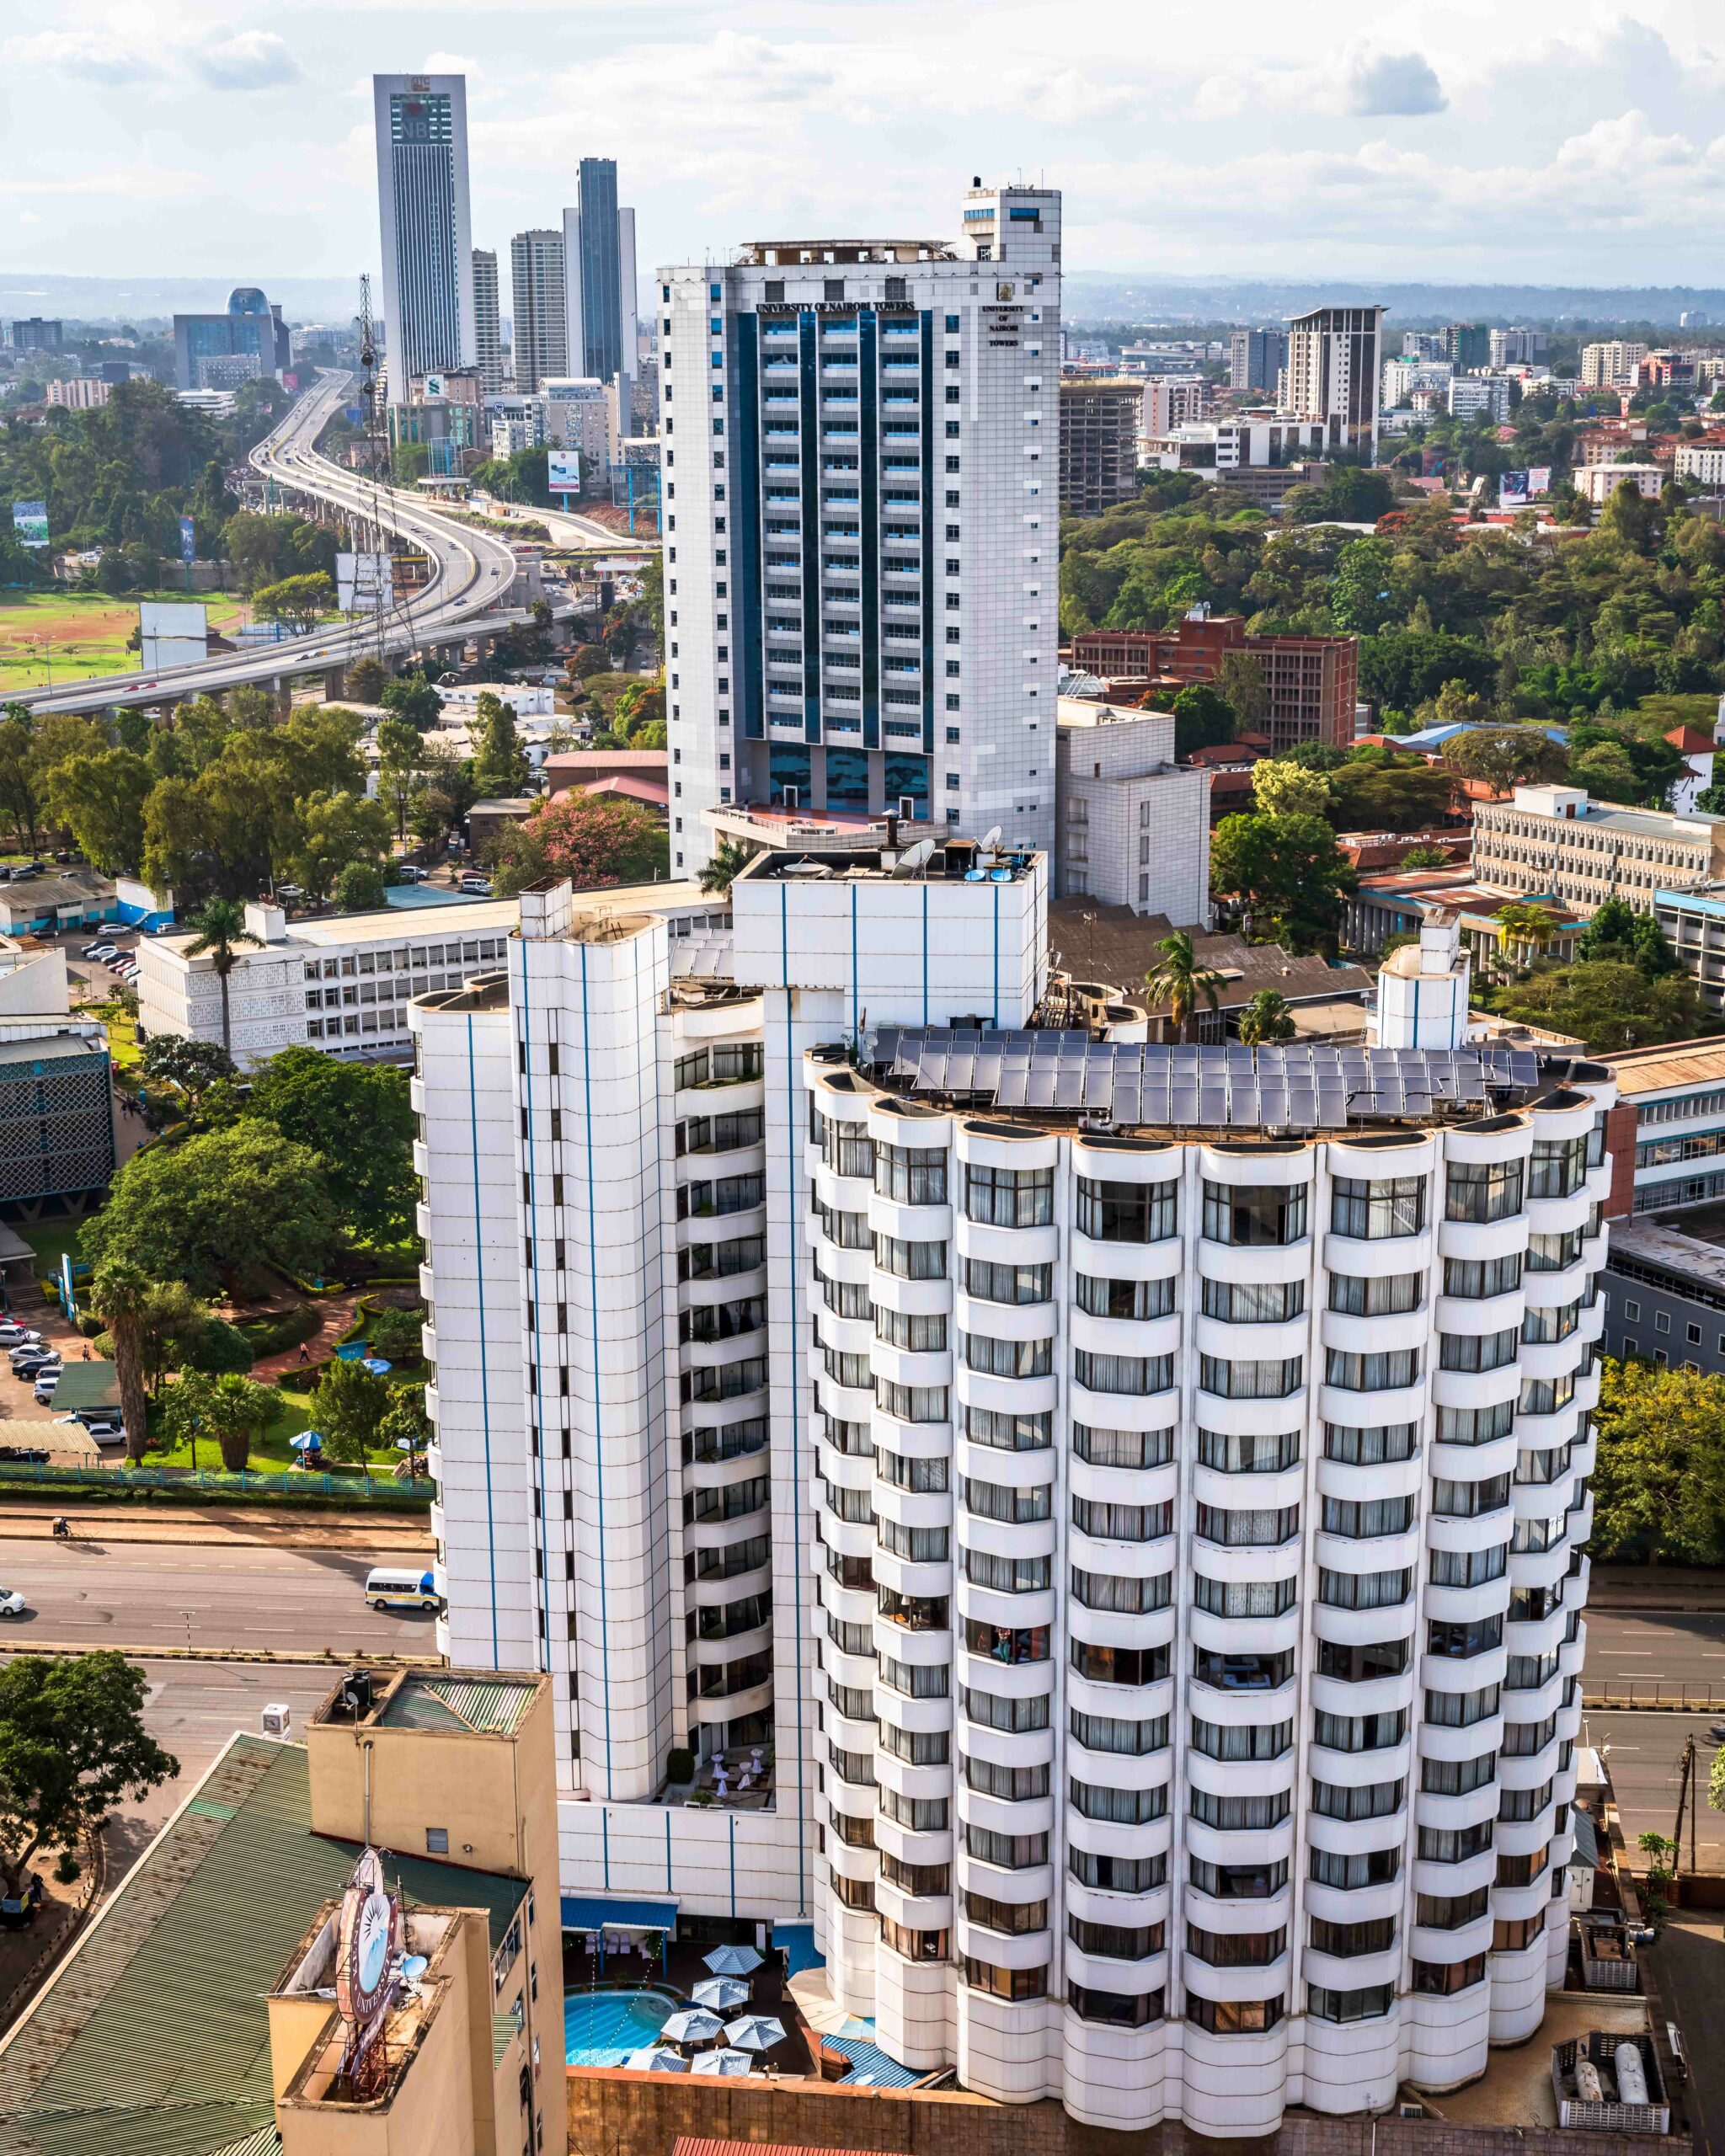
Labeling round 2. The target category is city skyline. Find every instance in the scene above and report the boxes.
[4,7,1725,285]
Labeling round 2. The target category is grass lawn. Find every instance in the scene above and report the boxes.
[0,587,248,693]
[84,1000,141,1073]
[20,1221,86,1289]
[145,1379,404,1475]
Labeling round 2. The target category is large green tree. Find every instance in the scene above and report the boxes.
[1591,1358,1725,1565]
[44,749,153,875]
[307,1358,393,1465]
[290,791,393,904]
[1491,958,1708,1053]
[82,1123,338,1295]
[244,1045,417,1246]
[489,792,667,896]
[0,1654,176,1892]
[470,691,531,798]
[1209,811,1357,954]
[1576,897,1680,976]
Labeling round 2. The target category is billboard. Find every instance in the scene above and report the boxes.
[337,551,394,613]
[547,449,581,494]
[179,515,196,564]
[1498,467,1552,509]
[11,500,47,549]
[139,600,208,672]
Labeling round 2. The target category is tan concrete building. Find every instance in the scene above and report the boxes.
[0,1666,564,2156]
[1470,784,1725,915]
[1057,376,1145,516]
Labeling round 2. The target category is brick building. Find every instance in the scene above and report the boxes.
[1068,611,1358,750]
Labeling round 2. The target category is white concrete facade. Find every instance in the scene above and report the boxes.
[1054,701,1211,921]
[372,73,476,387]
[658,180,1062,875]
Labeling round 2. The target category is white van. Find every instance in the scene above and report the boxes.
[364,1566,441,1611]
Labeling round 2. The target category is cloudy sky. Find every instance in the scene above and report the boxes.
[4,0,1725,287]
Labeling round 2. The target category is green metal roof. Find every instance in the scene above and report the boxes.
[46,1363,120,1414]
[0,1737,527,2156]
[378,1673,536,1735]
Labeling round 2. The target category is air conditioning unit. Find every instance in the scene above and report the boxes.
[261,1703,292,1737]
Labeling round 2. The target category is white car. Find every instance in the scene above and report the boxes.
[33,1372,59,1403]
[0,1588,27,1620]
[0,1324,40,1348]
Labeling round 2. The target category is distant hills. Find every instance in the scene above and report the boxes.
[1062,275,1725,328]
[0,273,363,329]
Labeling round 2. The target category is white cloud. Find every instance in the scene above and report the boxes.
[1345,50,1445,116]
[190,30,301,88]
[2,29,163,86]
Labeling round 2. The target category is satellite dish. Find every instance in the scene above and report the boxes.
[980,825,1003,853]
[891,838,936,878]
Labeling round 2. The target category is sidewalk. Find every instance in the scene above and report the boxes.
[0,1502,431,1550]
[1590,1564,1725,1612]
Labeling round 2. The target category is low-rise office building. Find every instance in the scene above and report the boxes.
[1573,464,1664,505]
[1471,787,1725,915]
[1069,614,1358,754]
[1054,699,1211,919]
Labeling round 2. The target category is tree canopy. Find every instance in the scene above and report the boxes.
[242,1047,417,1246]
[1210,811,1357,955]
[0,1653,176,1890]
[489,792,667,896]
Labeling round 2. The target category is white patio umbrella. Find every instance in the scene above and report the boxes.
[660,2007,724,2046]
[724,2015,787,2053]
[702,1943,764,1977]
[692,1977,750,2012]
[691,2047,754,2076]
[623,2047,689,2073]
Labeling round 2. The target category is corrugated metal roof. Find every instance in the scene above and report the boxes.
[0,1736,528,2156]
[824,2035,921,2089]
[205,2130,280,2156]
[379,1675,535,1734]
[46,1363,120,1413]
[675,2142,908,2156]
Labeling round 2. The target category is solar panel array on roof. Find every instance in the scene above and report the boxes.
[865,1032,1541,1129]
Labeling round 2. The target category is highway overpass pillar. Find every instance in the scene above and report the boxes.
[272,676,291,719]
[324,667,345,701]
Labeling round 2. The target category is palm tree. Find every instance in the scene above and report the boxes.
[1236,989,1295,1046]
[184,898,262,1055]
[698,838,756,899]
[1144,931,1226,1045]
[1491,900,1560,977]
[90,1261,152,1464]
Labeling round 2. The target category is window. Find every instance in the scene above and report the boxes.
[1331,1176,1426,1239]
[964,1754,1047,1801]
[964,1892,1046,1935]
[1076,1348,1174,1396]
[880,1918,948,1961]
[873,1305,945,1353]
[1187,1995,1284,2035]
[966,1331,1053,1379]
[965,1257,1050,1304]
[880,1656,949,1698]
[1190,1857,1290,1899]
[1076,1177,1177,1242]
[1313,1707,1407,1753]
[1325,1348,1420,1390]
[965,1405,1051,1451]
[1324,1422,1418,1465]
[1430,1545,1506,1588]
[1530,1134,1589,1199]
[1522,1300,1582,1344]
[1311,1779,1403,1822]
[1070,1709,1168,1755]
[1526,1229,1583,1273]
[1316,1638,1409,1683]
[879,1721,949,1764]
[1439,1329,1517,1372]
[1421,1752,1496,1797]
[1073,1495,1172,1542]
[964,1619,1049,1663]
[1201,1278,1304,1324]
[1189,1787,1290,1831]
[1419,1821,1493,1864]
[1321,1494,1413,1539]
[1329,1273,1421,1317]
[1190,1717,1291,1762]
[1187,1924,1286,1967]
[1193,1646,1294,1692]
[1081,1273,1178,1320]
[1445,1253,1523,1299]
[1412,1956,1487,1996]
[873,1143,948,1205]
[964,1825,1048,1869]
[1308,1984,1393,2023]
[1199,1354,1301,1399]
[1068,1846,1167,1891]
[879,1518,949,1563]
[1197,1428,1300,1473]
[1069,1984,1164,2027]
[1428,1615,1503,1659]
[873,1233,946,1278]
[1425,1684,1501,1727]
[1309,1846,1400,1890]
[964,1476,1049,1523]
[1068,1914,1166,1961]
[1432,1474,1510,1518]
[964,1686,1049,1732]
[1070,1780,1167,1827]
[1202,1181,1307,1246]
[1436,1400,1514,1446]
[964,1548,1049,1593]
[1071,1572,1173,1618]
[964,1958,1046,2000]
[425,1827,449,1854]
[1318,1566,1411,1610]
[880,1788,948,1832]
[1446,1161,1524,1222]
[1309,1916,1396,1958]
[1196,1502,1298,1547]
[1194,1575,1296,1619]
[1073,1422,1172,1468]
[965,1162,1052,1227]
[874,1379,948,1422]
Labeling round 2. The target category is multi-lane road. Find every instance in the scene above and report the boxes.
[19,371,524,717]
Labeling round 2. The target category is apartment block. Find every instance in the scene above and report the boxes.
[1573,464,1664,505]
[1447,376,1511,424]
[1674,440,1725,488]
[1490,328,1547,367]
[472,248,504,394]
[510,227,568,393]
[1068,615,1359,754]
[1230,328,1288,393]
[1059,377,1146,517]
[1054,699,1211,918]
[658,179,1061,873]
[1284,306,1382,456]
[1471,786,1725,913]
[1142,376,1210,435]
[1578,342,1646,390]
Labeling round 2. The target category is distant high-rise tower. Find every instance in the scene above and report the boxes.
[372,73,476,391]
[1230,326,1289,394]
[510,228,569,392]
[617,204,639,419]
[472,248,504,394]
[1286,304,1383,456]
[563,158,626,387]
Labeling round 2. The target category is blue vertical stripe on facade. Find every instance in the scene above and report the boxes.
[919,311,936,756]
[860,309,879,753]
[798,313,821,748]
[736,317,763,743]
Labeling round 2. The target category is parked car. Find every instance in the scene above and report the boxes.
[394,864,428,883]
[32,1373,59,1404]
[460,875,493,896]
[56,1412,120,1446]
[11,1353,58,1380]
[83,943,118,961]
[0,1445,48,1464]
[0,1324,41,1348]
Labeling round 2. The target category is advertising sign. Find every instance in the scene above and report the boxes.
[1498,467,1552,509]
[10,501,48,550]
[337,551,394,613]
[547,449,581,494]
[179,515,196,564]
[139,600,208,672]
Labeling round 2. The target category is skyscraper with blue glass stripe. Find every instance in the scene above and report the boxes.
[659,181,1061,875]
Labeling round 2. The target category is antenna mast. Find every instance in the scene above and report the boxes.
[355,274,393,666]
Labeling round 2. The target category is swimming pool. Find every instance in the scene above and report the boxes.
[384,883,489,909]
[563,1985,680,2066]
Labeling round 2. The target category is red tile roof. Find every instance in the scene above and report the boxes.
[1664,726,1717,755]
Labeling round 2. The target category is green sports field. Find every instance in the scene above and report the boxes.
[0,588,248,694]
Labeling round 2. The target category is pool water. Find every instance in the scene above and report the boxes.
[563,1986,679,2066]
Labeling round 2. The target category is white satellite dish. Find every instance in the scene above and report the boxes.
[891,838,937,878]
[980,825,1003,854]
